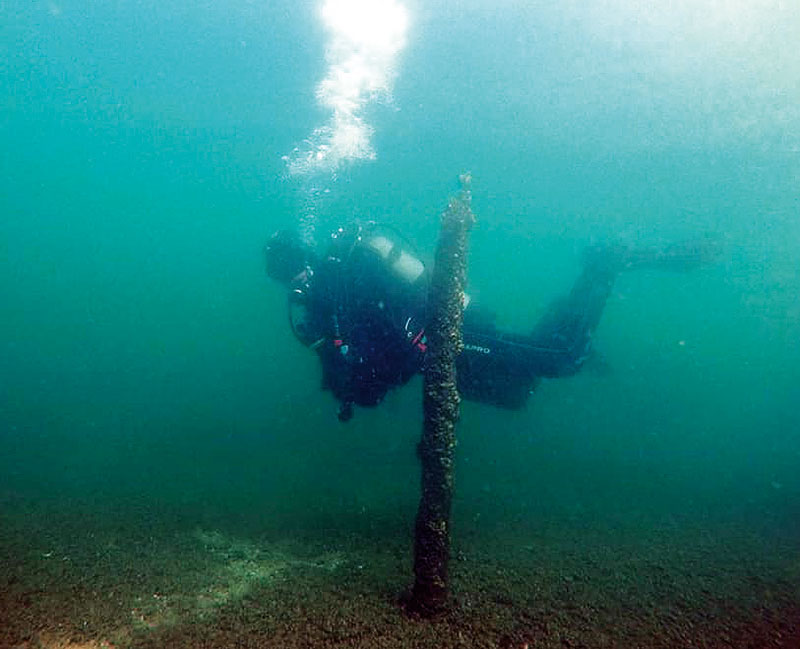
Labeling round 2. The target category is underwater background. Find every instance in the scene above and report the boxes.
[2,1,799,647]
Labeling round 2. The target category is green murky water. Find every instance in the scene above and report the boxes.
[2,2,798,646]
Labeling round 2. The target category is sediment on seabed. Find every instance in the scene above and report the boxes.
[1,500,798,649]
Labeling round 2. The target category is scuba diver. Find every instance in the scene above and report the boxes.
[264,224,717,422]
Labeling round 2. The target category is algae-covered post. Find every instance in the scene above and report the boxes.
[409,173,475,617]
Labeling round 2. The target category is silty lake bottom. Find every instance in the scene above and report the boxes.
[1,395,798,649]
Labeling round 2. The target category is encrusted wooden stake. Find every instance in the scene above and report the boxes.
[409,173,475,616]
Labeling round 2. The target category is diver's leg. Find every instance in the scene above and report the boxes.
[528,246,622,377]
[459,306,539,408]
[458,245,628,402]
[526,238,720,378]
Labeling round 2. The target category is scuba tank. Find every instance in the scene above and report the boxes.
[363,231,426,286]
[326,222,427,289]
[288,223,429,352]
[325,222,430,358]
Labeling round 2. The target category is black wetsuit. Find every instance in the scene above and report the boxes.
[457,252,617,408]
[287,231,622,418]
[291,233,428,412]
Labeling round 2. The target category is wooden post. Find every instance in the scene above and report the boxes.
[409,173,475,617]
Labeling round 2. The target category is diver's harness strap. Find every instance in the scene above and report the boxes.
[405,317,427,353]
